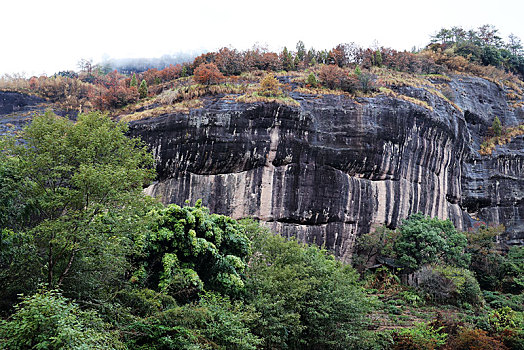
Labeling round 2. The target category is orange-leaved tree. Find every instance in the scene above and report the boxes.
[318,64,347,90]
[193,63,225,85]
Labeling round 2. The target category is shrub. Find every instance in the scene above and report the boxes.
[483,291,524,311]
[319,64,347,90]
[0,289,123,349]
[121,292,260,350]
[306,72,319,87]
[446,328,507,350]
[414,265,482,305]
[393,322,447,350]
[357,71,377,93]
[193,62,226,85]
[393,213,470,270]
[493,116,503,136]
[257,73,283,96]
[489,307,522,332]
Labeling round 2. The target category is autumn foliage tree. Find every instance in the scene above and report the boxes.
[257,73,283,97]
[193,63,225,85]
[318,64,347,90]
[214,47,246,75]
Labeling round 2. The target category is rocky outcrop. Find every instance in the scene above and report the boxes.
[0,91,46,133]
[3,79,523,262]
[129,75,524,261]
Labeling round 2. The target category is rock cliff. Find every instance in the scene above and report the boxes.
[128,75,524,261]
[2,76,523,262]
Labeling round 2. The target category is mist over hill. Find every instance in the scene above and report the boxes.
[100,50,205,74]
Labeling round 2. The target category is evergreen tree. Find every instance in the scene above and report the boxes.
[281,47,295,71]
[492,116,502,136]
[130,73,137,88]
[138,79,148,99]
[306,72,318,87]
[296,40,306,61]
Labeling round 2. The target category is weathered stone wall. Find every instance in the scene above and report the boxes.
[4,75,523,262]
[131,75,523,262]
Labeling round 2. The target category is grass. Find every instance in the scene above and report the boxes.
[156,83,250,105]
[424,73,452,81]
[372,67,466,112]
[119,99,203,122]
[236,92,300,107]
[378,87,434,111]
[479,124,524,155]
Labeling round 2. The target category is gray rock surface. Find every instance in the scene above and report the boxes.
[129,75,524,261]
[2,76,523,262]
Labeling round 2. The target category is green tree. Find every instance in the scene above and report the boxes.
[0,229,40,314]
[306,72,319,87]
[0,289,123,349]
[481,46,503,66]
[281,47,295,71]
[296,40,306,61]
[492,116,502,136]
[133,200,252,301]
[502,246,524,293]
[373,50,383,67]
[181,65,189,77]
[243,220,371,350]
[138,79,148,98]
[467,224,506,290]
[393,213,470,270]
[119,290,260,350]
[0,112,155,297]
[0,151,31,230]
[130,73,138,87]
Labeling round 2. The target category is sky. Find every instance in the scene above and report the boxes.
[2,0,524,76]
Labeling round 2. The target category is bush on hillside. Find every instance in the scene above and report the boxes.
[414,265,482,305]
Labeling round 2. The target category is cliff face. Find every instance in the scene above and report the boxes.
[129,75,524,262]
[4,79,522,262]
[0,91,46,133]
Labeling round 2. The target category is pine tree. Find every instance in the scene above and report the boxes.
[281,47,295,71]
[138,79,148,99]
[130,73,137,88]
[306,72,318,87]
[492,116,502,136]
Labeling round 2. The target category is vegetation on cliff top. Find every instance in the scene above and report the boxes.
[1,25,523,123]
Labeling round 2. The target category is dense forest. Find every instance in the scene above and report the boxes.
[1,25,524,349]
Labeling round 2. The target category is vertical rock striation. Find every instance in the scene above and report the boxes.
[130,78,489,262]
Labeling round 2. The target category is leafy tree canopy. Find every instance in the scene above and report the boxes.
[0,289,123,349]
[243,220,371,350]
[133,200,252,301]
[393,213,470,269]
[0,111,155,301]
